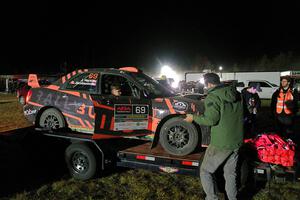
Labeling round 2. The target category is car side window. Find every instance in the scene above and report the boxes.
[258,82,271,87]
[237,82,244,87]
[101,74,139,97]
[65,72,99,93]
[248,81,270,88]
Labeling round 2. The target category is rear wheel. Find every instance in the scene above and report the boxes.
[39,108,65,129]
[159,117,199,156]
[65,143,97,180]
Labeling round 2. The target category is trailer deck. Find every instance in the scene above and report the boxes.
[117,142,205,176]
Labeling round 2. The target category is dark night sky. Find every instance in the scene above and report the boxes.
[1,1,300,74]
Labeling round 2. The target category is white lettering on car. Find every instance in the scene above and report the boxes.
[24,109,37,115]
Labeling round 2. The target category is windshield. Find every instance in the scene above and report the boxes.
[129,72,176,98]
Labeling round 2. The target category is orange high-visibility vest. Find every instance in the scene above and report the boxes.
[276,88,294,114]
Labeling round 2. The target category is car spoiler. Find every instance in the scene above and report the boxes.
[28,74,40,88]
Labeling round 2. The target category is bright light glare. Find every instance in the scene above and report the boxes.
[219,66,223,71]
[199,77,205,84]
[160,65,179,88]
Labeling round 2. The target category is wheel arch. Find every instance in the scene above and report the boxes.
[35,106,67,127]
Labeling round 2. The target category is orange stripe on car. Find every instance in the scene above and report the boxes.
[110,117,114,130]
[60,90,80,97]
[46,85,59,90]
[151,117,161,132]
[93,101,114,110]
[100,114,106,129]
[119,67,139,73]
[27,101,43,107]
[84,120,93,129]
[63,112,86,128]
[88,106,95,119]
[164,98,176,114]
[155,98,164,102]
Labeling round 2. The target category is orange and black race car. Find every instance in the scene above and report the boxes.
[24,67,210,156]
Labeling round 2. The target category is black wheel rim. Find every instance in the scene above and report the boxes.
[43,115,61,129]
[72,152,89,174]
[166,125,189,149]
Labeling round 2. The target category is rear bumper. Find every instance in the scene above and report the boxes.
[23,104,38,124]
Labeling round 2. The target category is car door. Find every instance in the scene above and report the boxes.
[58,72,99,133]
[92,73,152,138]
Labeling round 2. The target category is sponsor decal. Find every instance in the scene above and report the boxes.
[24,109,37,115]
[114,104,149,130]
[173,101,188,111]
[159,166,179,173]
[116,105,132,114]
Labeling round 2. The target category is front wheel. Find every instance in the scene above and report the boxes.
[159,117,199,156]
[65,143,97,180]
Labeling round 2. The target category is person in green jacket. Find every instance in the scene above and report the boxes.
[184,73,244,200]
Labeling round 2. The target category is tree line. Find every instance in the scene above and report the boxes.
[191,52,300,72]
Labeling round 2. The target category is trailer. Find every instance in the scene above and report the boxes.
[35,128,205,180]
[33,128,298,185]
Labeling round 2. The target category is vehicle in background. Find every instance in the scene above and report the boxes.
[16,79,51,105]
[156,78,175,91]
[218,72,281,86]
[236,80,279,99]
[292,78,300,92]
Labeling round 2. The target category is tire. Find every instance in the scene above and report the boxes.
[159,117,199,156]
[19,96,25,105]
[39,108,65,129]
[65,143,97,180]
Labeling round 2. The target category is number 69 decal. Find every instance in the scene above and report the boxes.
[133,105,148,114]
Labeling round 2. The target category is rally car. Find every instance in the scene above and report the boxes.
[24,67,210,156]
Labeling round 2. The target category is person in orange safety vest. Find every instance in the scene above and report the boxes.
[271,76,299,138]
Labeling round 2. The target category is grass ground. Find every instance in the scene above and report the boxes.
[0,93,31,132]
[0,94,300,200]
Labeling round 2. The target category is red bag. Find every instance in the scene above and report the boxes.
[245,133,296,167]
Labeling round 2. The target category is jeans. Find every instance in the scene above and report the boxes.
[200,145,239,200]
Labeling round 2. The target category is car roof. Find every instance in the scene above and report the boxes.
[245,80,270,82]
[87,67,140,73]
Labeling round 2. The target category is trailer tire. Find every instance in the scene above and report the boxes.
[159,117,198,156]
[65,143,97,180]
[39,108,65,129]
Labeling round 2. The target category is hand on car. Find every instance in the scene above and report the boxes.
[184,114,194,123]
